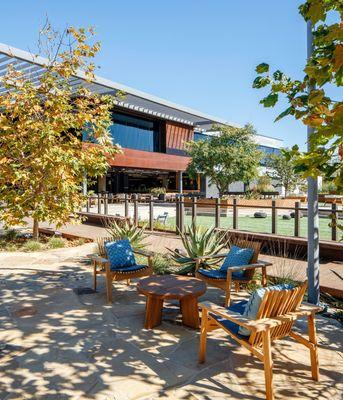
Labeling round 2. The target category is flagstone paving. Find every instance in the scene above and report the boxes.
[0,244,342,399]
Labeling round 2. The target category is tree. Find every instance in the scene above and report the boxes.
[0,23,121,239]
[186,124,262,197]
[252,0,342,190]
[265,151,305,198]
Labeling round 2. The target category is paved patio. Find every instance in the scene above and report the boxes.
[0,244,342,399]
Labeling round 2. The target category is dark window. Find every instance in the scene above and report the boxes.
[110,112,160,152]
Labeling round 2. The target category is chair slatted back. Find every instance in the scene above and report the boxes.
[231,239,261,280]
[96,236,113,258]
[249,282,307,346]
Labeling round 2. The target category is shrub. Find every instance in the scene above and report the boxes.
[48,236,66,249]
[106,220,147,250]
[23,240,42,251]
[150,187,166,195]
[152,253,173,275]
[3,228,19,241]
[168,222,227,275]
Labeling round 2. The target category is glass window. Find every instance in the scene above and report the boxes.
[258,145,281,165]
[194,132,210,142]
[109,113,159,152]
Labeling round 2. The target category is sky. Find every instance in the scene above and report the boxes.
[0,0,333,148]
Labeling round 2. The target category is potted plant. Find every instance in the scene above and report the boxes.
[150,187,167,201]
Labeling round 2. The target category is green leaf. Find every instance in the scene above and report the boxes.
[255,63,269,74]
[260,93,278,107]
[274,106,294,122]
[273,70,284,80]
[252,76,270,89]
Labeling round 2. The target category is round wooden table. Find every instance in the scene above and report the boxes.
[137,275,206,329]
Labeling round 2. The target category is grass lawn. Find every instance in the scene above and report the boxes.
[161,214,334,241]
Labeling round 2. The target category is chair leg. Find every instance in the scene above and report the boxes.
[126,279,131,286]
[93,261,97,292]
[262,266,267,287]
[234,281,240,293]
[106,272,113,303]
[262,329,274,400]
[199,308,208,363]
[308,314,319,381]
[225,274,232,307]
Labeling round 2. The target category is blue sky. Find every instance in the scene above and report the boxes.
[0,0,329,148]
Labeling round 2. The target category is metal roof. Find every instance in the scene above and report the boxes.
[0,42,237,130]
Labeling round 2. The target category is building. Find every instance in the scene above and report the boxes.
[0,42,283,196]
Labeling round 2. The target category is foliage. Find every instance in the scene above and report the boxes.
[168,222,227,275]
[23,240,43,252]
[255,175,274,192]
[320,179,340,194]
[152,253,174,275]
[0,22,121,239]
[48,236,66,249]
[265,150,306,197]
[186,124,262,197]
[253,0,343,190]
[3,228,19,241]
[150,187,166,195]
[106,219,147,250]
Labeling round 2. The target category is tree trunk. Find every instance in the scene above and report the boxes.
[33,218,39,240]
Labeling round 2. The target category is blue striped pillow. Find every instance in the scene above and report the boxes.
[105,239,136,270]
[220,245,254,278]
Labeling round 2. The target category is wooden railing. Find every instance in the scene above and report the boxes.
[83,194,342,241]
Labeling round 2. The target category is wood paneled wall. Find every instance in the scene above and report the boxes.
[166,121,194,151]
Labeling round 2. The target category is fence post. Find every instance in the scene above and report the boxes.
[233,198,238,229]
[294,201,300,237]
[86,196,90,213]
[179,197,185,234]
[104,193,108,215]
[215,198,220,228]
[133,194,138,226]
[331,203,337,241]
[175,197,180,234]
[149,196,154,231]
[97,193,101,214]
[271,200,277,234]
[124,194,129,218]
[192,197,197,225]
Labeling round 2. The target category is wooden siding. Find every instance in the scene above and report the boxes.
[166,121,194,151]
[108,148,190,171]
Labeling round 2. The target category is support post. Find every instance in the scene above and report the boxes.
[104,194,108,215]
[178,171,183,194]
[175,197,180,234]
[133,194,138,226]
[307,20,320,305]
[233,198,238,230]
[331,203,337,241]
[294,201,300,237]
[97,193,101,214]
[179,197,185,234]
[215,198,220,228]
[192,197,197,225]
[86,196,90,213]
[124,194,129,218]
[149,196,154,231]
[271,200,277,235]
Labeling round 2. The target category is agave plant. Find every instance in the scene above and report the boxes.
[106,219,147,250]
[168,222,228,275]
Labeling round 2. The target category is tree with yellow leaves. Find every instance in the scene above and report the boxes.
[0,23,121,239]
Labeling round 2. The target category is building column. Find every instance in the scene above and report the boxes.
[98,175,106,193]
[177,171,183,194]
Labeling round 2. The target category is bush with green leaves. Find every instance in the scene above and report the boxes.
[168,223,227,275]
[48,236,66,249]
[106,220,147,250]
[23,240,42,252]
[3,228,19,241]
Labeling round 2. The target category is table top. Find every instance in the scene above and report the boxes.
[137,275,206,300]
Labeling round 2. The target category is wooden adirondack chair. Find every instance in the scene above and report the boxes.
[199,282,321,400]
[89,236,153,303]
[195,239,272,306]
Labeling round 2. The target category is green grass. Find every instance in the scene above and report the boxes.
[162,214,334,241]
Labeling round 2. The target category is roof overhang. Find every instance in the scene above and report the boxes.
[0,42,236,130]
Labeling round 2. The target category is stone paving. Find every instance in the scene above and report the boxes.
[0,244,342,399]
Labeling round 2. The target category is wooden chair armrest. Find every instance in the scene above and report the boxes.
[227,260,272,273]
[200,301,301,333]
[133,249,154,258]
[298,302,322,314]
[91,256,110,265]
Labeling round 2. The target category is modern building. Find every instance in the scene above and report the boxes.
[0,42,283,196]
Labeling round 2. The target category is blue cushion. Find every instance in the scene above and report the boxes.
[210,300,249,339]
[198,268,227,279]
[238,283,295,336]
[110,264,147,273]
[105,239,136,270]
[219,245,255,278]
